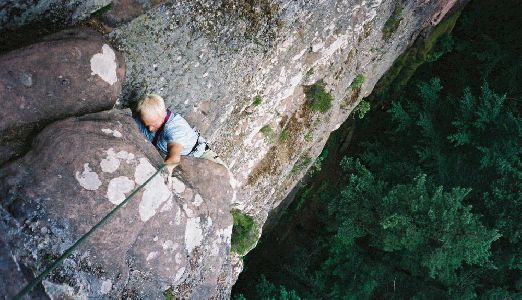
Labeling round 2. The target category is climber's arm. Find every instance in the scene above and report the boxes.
[165,142,183,175]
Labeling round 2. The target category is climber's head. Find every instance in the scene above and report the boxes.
[136,94,167,132]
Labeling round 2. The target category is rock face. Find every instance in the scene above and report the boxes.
[0,0,466,297]
[0,110,234,299]
[100,0,168,27]
[0,28,125,166]
[111,0,466,240]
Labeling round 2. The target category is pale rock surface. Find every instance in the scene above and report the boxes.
[0,0,466,297]
[111,0,466,258]
[0,28,125,166]
[0,110,234,299]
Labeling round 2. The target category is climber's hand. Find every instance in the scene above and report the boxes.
[165,162,180,177]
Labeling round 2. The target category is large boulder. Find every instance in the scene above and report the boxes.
[0,28,125,166]
[0,109,234,299]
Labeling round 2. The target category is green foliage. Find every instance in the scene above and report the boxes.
[310,157,498,298]
[291,155,312,174]
[427,33,455,62]
[234,2,522,298]
[163,288,174,300]
[260,125,276,142]
[253,95,263,106]
[232,294,247,300]
[308,149,329,176]
[305,80,333,113]
[303,131,313,142]
[370,6,463,102]
[231,210,259,256]
[353,100,370,119]
[382,4,404,40]
[254,275,301,300]
[279,129,289,142]
[350,74,365,90]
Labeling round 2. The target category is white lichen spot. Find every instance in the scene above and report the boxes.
[162,240,177,252]
[101,128,122,138]
[160,199,174,212]
[100,280,112,295]
[42,280,88,299]
[224,225,233,242]
[146,251,159,261]
[229,172,239,206]
[175,208,183,225]
[292,48,307,61]
[139,181,171,222]
[182,203,195,218]
[312,40,325,52]
[175,253,182,264]
[204,216,213,231]
[170,177,186,194]
[135,158,172,222]
[116,150,134,161]
[185,217,203,253]
[134,158,155,184]
[90,44,118,85]
[75,163,102,191]
[106,176,135,205]
[100,148,120,173]
[174,267,185,283]
[211,224,233,256]
[153,236,159,242]
[193,194,203,206]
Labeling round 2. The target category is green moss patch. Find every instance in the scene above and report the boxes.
[350,74,365,90]
[305,80,333,113]
[253,95,263,106]
[279,129,289,142]
[353,100,371,119]
[231,210,259,256]
[260,125,276,141]
[382,4,404,41]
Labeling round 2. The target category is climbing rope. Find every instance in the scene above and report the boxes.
[13,165,166,300]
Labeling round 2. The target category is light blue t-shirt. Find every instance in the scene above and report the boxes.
[134,112,206,157]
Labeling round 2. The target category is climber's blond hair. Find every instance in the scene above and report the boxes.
[136,94,166,116]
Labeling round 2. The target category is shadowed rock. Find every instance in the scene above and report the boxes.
[0,110,234,299]
[99,0,168,27]
[0,28,125,166]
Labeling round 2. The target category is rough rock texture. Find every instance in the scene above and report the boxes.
[0,28,125,166]
[110,0,465,247]
[0,0,166,53]
[100,0,168,27]
[0,0,466,296]
[0,110,234,299]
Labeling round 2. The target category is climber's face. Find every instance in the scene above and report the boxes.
[140,110,166,132]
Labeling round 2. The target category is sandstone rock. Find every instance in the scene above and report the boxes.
[0,0,168,51]
[0,0,467,295]
[0,28,125,166]
[99,0,168,27]
[111,0,467,262]
[0,110,234,299]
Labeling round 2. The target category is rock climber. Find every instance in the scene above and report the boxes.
[134,94,225,175]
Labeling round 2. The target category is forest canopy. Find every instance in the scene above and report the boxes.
[233,0,522,298]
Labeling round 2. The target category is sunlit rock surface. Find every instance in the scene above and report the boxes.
[112,0,465,253]
[0,28,125,166]
[0,110,234,299]
[0,0,465,297]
